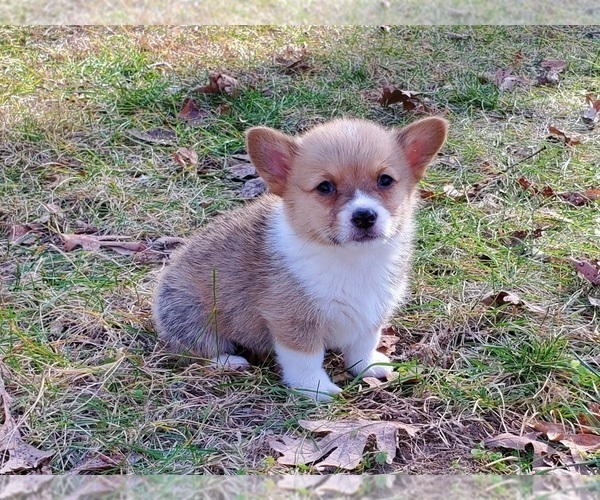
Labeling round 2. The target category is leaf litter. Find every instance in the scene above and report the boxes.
[547,125,582,146]
[484,416,600,474]
[270,419,419,470]
[517,176,598,207]
[61,233,187,262]
[172,147,198,169]
[378,85,445,114]
[582,94,600,124]
[191,70,239,96]
[177,98,210,124]
[0,370,54,474]
[569,258,600,285]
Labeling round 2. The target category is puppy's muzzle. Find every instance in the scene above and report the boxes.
[351,208,378,230]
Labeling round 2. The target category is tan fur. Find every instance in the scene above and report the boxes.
[153,117,448,395]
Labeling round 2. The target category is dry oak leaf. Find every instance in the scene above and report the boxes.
[1,375,54,474]
[270,419,418,471]
[173,147,198,168]
[192,71,239,96]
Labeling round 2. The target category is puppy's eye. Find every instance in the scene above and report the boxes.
[377,174,395,188]
[316,181,336,195]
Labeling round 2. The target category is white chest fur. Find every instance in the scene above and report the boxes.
[269,203,413,348]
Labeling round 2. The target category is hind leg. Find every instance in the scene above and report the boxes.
[153,281,245,365]
[208,354,251,369]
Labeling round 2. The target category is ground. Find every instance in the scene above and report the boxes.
[0,26,599,476]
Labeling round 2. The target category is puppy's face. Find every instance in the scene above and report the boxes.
[246,117,448,246]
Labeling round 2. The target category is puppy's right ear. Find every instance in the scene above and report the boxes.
[245,127,297,196]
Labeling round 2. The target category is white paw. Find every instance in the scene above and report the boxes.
[348,351,394,378]
[208,354,251,369]
[275,343,341,401]
[283,371,342,402]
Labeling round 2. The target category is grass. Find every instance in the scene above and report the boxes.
[0,26,599,475]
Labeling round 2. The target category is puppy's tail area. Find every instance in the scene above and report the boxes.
[152,280,235,359]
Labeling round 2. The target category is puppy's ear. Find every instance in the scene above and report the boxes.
[245,127,297,196]
[394,117,448,181]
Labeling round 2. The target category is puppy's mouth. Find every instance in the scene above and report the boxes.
[346,228,384,244]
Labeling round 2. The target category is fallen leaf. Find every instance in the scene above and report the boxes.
[0,373,54,473]
[484,431,556,469]
[173,147,198,168]
[275,46,313,74]
[569,258,600,285]
[227,162,257,180]
[8,224,43,245]
[541,59,567,72]
[534,59,567,87]
[589,297,600,307]
[239,178,267,198]
[270,419,419,470]
[577,403,600,432]
[418,189,436,200]
[276,57,312,74]
[62,233,100,251]
[481,291,546,314]
[530,421,568,441]
[67,452,123,475]
[561,433,600,454]
[192,71,239,96]
[62,234,148,255]
[377,325,399,356]
[442,184,466,199]
[548,125,581,146]
[125,127,177,146]
[517,177,597,207]
[493,67,529,91]
[362,372,398,389]
[583,95,600,123]
[177,98,210,124]
[377,85,441,114]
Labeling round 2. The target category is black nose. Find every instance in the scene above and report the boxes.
[351,208,378,230]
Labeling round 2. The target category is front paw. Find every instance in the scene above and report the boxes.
[284,371,342,402]
[348,351,394,379]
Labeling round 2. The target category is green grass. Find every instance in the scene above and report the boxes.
[1,26,599,475]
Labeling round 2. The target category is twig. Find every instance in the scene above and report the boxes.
[505,145,546,172]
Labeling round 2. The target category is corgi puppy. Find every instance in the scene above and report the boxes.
[153,116,448,401]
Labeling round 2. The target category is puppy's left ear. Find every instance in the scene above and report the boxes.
[394,117,448,181]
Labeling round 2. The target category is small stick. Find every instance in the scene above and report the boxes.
[504,145,546,172]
